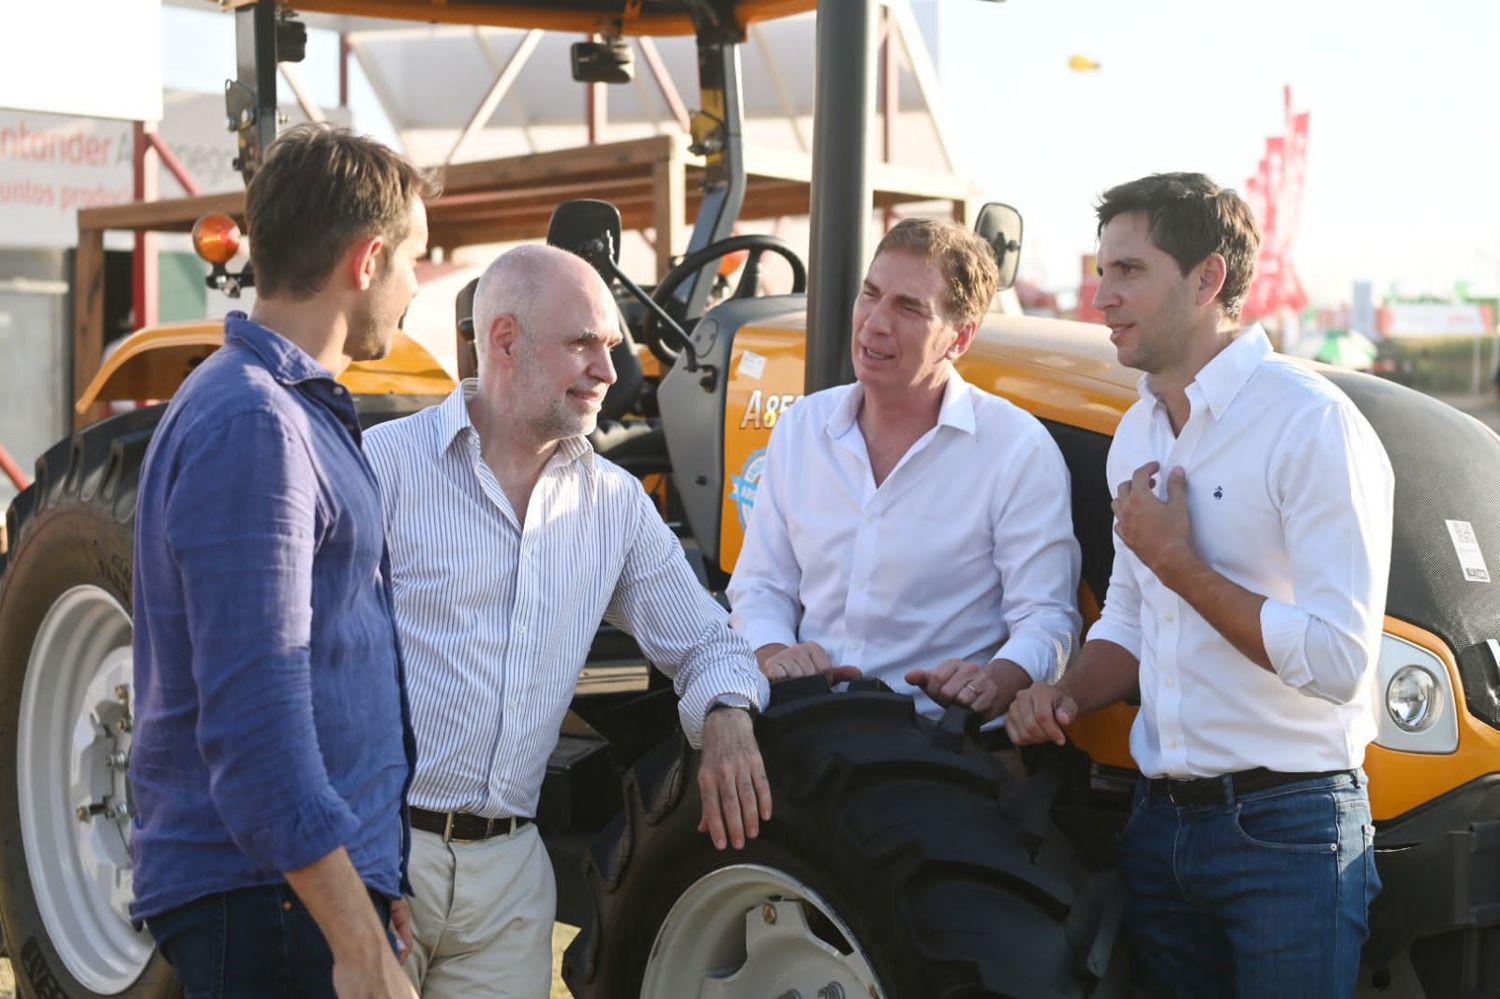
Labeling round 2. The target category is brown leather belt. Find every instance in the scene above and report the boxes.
[410,807,532,843]
[1146,768,1351,807]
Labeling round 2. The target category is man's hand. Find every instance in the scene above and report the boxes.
[331,952,418,998]
[1112,462,1198,582]
[696,707,773,851]
[1005,682,1078,747]
[389,898,413,965]
[905,658,1031,723]
[757,641,863,684]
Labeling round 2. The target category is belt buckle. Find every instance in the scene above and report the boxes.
[442,811,455,844]
[1166,779,1210,807]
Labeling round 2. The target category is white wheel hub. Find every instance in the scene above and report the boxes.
[641,863,884,999]
[17,584,151,993]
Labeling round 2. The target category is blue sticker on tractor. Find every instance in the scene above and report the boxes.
[729,447,766,526]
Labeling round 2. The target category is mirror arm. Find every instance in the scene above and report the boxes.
[601,257,701,370]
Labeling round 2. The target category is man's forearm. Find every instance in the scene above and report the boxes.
[1155,545,1272,672]
[285,846,390,964]
[1057,639,1141,715]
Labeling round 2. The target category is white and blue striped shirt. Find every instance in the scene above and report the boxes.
[365,382,768,819]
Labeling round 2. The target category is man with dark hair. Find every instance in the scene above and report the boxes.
[130,124,435,997]
[729,217,1080,721]
[1007,172,1393,998]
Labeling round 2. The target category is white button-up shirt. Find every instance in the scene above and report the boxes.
[366,382,768,819]
[728,368,1081,718]
[1088,326,1394,778]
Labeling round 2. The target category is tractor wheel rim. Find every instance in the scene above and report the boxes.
[17,584,151,992]
[641,863,883,999]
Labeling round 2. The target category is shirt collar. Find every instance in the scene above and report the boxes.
[440,378,595,473]
[223,311,335,387]
[825,365,977,438]
[1136,324,1273,421]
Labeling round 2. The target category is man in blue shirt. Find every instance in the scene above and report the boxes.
[129,124,432,997]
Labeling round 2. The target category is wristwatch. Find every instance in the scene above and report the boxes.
[709,694,757,716]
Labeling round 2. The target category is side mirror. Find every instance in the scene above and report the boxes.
[571,38,633,84]
[974,202,1023,291]
[547,199,623,281]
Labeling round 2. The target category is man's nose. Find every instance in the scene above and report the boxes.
[1092,276,1117,311]
[595,344,618,385]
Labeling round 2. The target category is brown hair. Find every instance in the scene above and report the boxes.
[873,217,1000,325]
[1095,173,1260,320]
[245,124,439,299]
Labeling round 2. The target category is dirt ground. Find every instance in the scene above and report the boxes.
[0,924,579,998]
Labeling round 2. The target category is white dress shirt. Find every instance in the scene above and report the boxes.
[365,382,768,820]
[728,367,1081,718]
[1087,326,1394,778]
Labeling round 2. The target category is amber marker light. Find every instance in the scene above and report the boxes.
[192,214,242,266]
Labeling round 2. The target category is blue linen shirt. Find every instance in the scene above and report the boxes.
[128,312,415,921]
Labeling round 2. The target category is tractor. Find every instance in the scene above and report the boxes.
[0,2,1496,997]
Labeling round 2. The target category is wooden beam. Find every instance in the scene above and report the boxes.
[750,22,809,153]
[651,139,685,280]
[635,36,691,133]
[79,191,245,235]
[279,62,327,123]
[73,227,105,430]
[447,28,543,165]
[887,0,958,172]
[440,134,679,191]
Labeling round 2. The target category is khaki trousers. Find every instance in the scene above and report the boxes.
[404,823,556,998]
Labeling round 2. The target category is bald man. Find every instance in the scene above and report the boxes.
[364,245,770,997]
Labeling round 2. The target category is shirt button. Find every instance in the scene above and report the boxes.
[517,625,527,636]
[1164,676,1175,688]
[333,385,346,395]
[1170,739,1181,749]
[863,513,875,524]
[1164,611,1175,623]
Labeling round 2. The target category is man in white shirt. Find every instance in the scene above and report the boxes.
[1006,173,1393,998]
[364,244,771,998]
[728,217,1081,721]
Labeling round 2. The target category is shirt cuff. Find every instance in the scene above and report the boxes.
[1082,618,1142,662]
[1260,598,1313,690]
[993,633,1068,684]
[734,613,799,656]
[679,670,771,749]
[237,783,362,875]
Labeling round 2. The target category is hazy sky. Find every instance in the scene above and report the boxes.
[160,1,1498,306]
[935,0,1500,304]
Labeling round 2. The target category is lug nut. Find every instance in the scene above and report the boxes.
[110,801,132,820]
[114,684,129,702]
[816,985,845,999]
[115,717,131,733]
[761,903,777,925]
[107,750,129,769]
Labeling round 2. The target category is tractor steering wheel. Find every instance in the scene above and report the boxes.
[640,233,807,366]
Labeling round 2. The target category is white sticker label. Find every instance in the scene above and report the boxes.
[737,350,767,380]
[1446,519,1491,583]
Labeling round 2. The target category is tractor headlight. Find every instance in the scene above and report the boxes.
[1374,635,1458,753]
[1386,665,1438,732]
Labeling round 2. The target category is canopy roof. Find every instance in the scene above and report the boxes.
[222,0,817,36]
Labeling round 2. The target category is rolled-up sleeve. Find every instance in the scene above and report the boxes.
[1086,530,1145,662]
[164,410,359,873]
[727,413,803,652]
[1261,402,1394,704]
[609,484,769,748]
[989,428,1082,681]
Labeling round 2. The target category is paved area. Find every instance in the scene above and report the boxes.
[0,926,579,999]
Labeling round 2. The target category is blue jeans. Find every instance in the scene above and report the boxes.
[1117,770,1380,999]
[145,883,393,998]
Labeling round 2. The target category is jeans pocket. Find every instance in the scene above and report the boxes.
[1231,791,1339,854]
[1115,788,1148,844]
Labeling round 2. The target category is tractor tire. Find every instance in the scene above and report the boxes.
[0,407,176,999]
[562,676,1128,999]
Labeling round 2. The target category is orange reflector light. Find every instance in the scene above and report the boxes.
[718,248,749,277]
[192,214,242,266]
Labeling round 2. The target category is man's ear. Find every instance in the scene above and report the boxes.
[348,234,386,291]
[486,313,521,363]
[1195,252,1228,309]
[947,317,980,360]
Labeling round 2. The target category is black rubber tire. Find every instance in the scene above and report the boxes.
[0,406,177,999]
[562,677,1128,999]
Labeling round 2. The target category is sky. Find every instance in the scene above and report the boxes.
[156,0,1500,308]
[933,0,1500,305]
